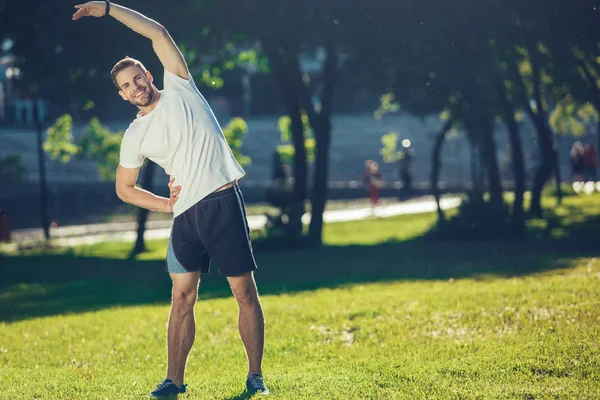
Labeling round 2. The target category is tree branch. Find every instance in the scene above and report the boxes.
[288,58,319,127]
[508,55,538,124]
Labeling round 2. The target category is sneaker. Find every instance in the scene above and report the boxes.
[246,374,269,395]
[150,378,187,398]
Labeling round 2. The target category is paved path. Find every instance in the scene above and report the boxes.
[7,196,461,248]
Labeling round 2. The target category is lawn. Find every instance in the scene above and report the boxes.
[1,193,599,399]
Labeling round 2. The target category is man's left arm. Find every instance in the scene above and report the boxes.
[72,1,189,79]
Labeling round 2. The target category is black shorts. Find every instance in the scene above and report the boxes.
[166,184,257,277]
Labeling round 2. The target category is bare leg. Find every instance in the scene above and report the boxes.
[167,271,200,387]
[228,271,265,376]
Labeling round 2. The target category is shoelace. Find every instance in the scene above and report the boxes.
[155,380,174,391]
[247,375,264,389]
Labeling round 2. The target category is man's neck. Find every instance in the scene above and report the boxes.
[137,88,161,117]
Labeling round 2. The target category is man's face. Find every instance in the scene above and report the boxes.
[116,66,154,107]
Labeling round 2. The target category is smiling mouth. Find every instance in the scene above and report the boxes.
[134,88,146,98]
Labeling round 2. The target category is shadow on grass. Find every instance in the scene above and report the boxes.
[224,390,255,400]
[1,207,599,323]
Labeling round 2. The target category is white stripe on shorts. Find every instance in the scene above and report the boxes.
[233,186,256,259]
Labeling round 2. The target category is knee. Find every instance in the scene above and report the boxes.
[233,286,259,309]
[172,289,197,313]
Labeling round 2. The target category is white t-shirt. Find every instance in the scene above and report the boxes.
[119,69,246,217]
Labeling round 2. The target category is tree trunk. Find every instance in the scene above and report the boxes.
[554,136,563,205]
[287,105,307,237]
[490,66,526,232]
[430,117,455,223]
[33,100,50,241]
[529,148,554,216]
[287,42,338,246]
[470,139,483,200]
[527,114,556,217]
[307,46,337,245]
[479,124,503,210]
[131,161,156,256]
[278,65,307,237]
[470,141,477,190]
[263,45,308,238]
[510,53,555,217]
[308,118,332,245]
[498,92,526,234]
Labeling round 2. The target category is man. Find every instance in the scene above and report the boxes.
[72,2,268,397]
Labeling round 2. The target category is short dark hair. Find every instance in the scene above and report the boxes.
[110,57,147,89]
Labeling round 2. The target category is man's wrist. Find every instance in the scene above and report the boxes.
[160,198,172,213]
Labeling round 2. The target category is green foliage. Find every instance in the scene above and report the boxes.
[43,114,78,163]
[0,154,26,183]
[235,48,270,73]
[276,113,315,163]
[191,45,270,90]
[375,93,405,164]
[549,97,598,137]
[44,115,123,181]
[379,132,404,163]
[78,118,124,181]
[82,100,95,111]
[197,68,225,89]
[577,102,599,124]
[514,110,525,123]
[374,93,400,120]
[222,117,251,167]
[439,110,460,139]
[439,110,451,121]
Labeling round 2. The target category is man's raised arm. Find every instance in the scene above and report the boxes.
[72,1,189,79]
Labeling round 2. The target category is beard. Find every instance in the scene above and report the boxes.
[129,86,154,107]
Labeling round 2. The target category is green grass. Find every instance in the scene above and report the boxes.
[1,194,600,399]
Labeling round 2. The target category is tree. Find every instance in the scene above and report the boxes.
[202,0,343,245]
[349,0,538,234]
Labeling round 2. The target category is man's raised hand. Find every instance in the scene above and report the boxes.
[72,2,106,20]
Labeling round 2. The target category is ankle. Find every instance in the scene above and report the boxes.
[168,376,184,388]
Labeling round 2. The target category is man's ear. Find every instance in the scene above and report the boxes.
[118,90,128,101]
[146,71,154,83]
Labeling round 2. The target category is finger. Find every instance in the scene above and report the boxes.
[74,4,84,8]
[72,9,85,19]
